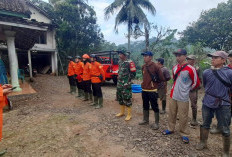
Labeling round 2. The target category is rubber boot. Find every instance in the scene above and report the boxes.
[116,105,125,117]
[89,93,93,102]
[139,110,149,125]
[95,97,103,109]
[80,90,84,99]
[196,126,209,150]
[160,100,166,114]
[76,88,81,97]
[210,124,221,134]
[0,149,7,156]
[90,96,98,106]
[190,111,198,126]
[125,106,132,121]
[152,112,159,130]
[83,92,89,101]
[222,136,230,157]
[68,85,72,93]
[71,86,76,95]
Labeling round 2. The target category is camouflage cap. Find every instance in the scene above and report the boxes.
[118,50,130,56]
[186,55,197,60]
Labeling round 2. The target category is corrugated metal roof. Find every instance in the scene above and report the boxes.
[0,0,31,16]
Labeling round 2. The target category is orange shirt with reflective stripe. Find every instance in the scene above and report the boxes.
[90,61,105,83]
[68,61,76,76]
[0,86,7,141]
[83,62,91,81]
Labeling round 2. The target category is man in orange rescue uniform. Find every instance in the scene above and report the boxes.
[0,84,12,156]
[90,54,105,109]
[74,56,84,98]
[82,54,93,102]
[67,56,76,94]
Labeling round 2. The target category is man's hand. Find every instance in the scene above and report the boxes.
[2,84,12,89]
[3,88,12,95]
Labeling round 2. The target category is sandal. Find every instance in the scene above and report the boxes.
[182,136,189,144]
[162,129,173,135]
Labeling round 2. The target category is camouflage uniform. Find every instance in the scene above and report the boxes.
[117,59,136,107]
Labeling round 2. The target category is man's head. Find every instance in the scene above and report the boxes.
[141,51,153,64]
[156,58,164,67]
[90,54,97,62]
[67,56,73,61]
[173,49,187,64]
[75,56,81,63]
[207,51,228,68]
[186,55,196,66]
[228,52,232,64]
[118,50,129,60]
[82,54,90,61]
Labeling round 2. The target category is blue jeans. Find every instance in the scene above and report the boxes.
[202,105,231,137]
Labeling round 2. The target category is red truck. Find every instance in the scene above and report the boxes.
[91,51,119,85]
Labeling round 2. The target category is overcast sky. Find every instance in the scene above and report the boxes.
[43,0,228,45]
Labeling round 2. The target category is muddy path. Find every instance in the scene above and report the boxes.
[0,75,230,157]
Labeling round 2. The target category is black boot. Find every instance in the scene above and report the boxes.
[196,126,209,150]
[222,136,230,157]
[152,112,159,130]
[139,110,149,125]
[160,100,166,114]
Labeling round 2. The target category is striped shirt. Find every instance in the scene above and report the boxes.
[170,63,200,102]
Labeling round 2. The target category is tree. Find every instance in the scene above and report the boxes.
[180,0,232,51]
[104,0,155,52]
[55,0,103,57]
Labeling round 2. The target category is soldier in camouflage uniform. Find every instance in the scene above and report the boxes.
[116,50,136,121]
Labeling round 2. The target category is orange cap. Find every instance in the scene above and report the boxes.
[82,54,90,59]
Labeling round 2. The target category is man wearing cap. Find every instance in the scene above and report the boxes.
[74,56,84,98]
[139,52,165,130]
[115,50,136,121]
[163,49,200,144]
[156,58,171,114]
[90,54,105,109]
[196,51,232,156]
[186,55,201,126]
[67,56,76,94]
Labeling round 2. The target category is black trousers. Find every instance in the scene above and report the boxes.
[142,91,159,113]
[92,83,103,97]
[83,80,92,93]
[68,75,76,86]
[76,80,84,90]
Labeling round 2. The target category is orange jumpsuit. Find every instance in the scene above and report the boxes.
[90,61,105,83]
[67,61,76,87]
[0,86,7,141]
[90,61,105,98]
[83,62,92,94]
[68,61,76,76]
[83,62,91,81]
[75,62,84,82]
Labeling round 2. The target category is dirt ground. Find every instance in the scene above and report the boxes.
[0,75,230,157]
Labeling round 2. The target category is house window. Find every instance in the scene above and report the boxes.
[36,32,47,44]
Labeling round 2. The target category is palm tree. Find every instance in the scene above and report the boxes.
[104,0,155,52]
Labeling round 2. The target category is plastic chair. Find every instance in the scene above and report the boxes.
[18,69,25,83]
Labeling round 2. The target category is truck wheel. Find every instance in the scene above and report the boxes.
[113,77,117,85]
